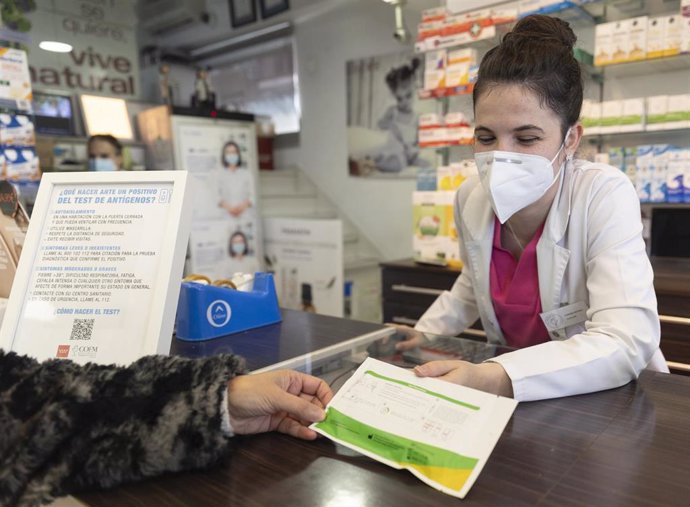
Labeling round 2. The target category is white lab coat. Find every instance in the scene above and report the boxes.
[415,159,668,402]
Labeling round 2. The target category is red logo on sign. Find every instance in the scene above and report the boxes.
[56,345,70,358]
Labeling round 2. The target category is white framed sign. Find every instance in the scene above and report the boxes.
[0,171,192,364]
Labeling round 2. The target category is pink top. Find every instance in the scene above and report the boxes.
[489,217,550,348]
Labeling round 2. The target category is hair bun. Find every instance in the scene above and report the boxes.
[511,14,577,49]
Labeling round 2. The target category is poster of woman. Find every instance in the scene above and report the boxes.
[170,115,261,280]
[346,51,436,178]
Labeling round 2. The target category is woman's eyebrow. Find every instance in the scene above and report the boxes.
[475,125,546,134]
[513,125,545,133]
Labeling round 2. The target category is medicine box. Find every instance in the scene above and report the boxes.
[628,16,648,61]
[424,50,446,91]
[647,17,665,58]
[646,95,668,130]
[664,15,682,56]
[445,48,476,88]
[666,147,685,203]
[611,19,630,63]
[595,22,615,66]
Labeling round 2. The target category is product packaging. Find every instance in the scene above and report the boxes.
[663,15,682,56]
[665,94,690,128]
[2,146,39,179]
[628,16,649,61]
[612,19,630,63]
[666,147,685,203]
[445,48,476,88]
[683,147,690,203]
[412,191,458,264]
[491,2,519,25]
[595,22,615,66]
[636,145,654,202]
[646,95,669,130]
[421,7,447,23]
[608,146,624,171]
[650,144,670,203]
[581,100,602,135]
[647,17,665,58]
[444,112,472,145]
[417,166,438,191]
[624,147,638,186]
[0,114,35,146]
[620,98,645,132]
[424,50,447,91]
[600,100,623,133]
[681,15,690,53]
[437,160,476,191]
[418,114,447,148]
[418,127,447,148]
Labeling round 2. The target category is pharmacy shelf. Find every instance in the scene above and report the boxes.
[598,53,690,79]
[416,2,601,54]
[640,202,690,209]
[420,140,474,150]
[418,84,474,100]
[583,126,690,144]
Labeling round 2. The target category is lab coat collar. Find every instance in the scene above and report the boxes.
[462,182,505,343]
[537,161,576,315]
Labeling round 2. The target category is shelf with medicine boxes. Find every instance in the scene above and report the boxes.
[416,1,602,54]
[596,52,690,78]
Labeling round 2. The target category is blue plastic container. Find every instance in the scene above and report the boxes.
[175,272,282,341]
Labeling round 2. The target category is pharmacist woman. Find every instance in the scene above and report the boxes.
[394,15,668,402]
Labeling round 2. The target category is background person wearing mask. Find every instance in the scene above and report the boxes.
[0,349,332,506]
[87,134,123,171]
[218,140,252,219]
[393,15,667,402]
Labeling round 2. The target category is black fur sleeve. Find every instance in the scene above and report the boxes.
[0,349,246,506]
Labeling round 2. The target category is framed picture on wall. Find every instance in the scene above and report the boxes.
[259,0,290,19]
[229,0,257,28]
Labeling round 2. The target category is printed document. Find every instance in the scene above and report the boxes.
[312,357,518,499]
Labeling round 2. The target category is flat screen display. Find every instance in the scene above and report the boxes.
[651,208,690,258]
[32,92,75,136]
[80,94,133,140]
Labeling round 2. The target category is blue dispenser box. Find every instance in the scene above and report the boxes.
[175,272,282,341]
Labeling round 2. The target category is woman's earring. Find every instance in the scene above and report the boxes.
[566,153,573,161]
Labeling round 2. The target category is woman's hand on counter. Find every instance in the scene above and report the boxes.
[413,360,514,398]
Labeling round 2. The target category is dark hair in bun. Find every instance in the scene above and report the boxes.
[473,14,583,136]
[385,57,421,92]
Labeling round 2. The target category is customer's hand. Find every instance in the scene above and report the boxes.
[227,370,333,440]
[413,360,514,398]
[385,323,425,351]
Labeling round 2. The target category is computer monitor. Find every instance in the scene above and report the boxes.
[31,92,75,136]
[80,94,133,140]
[651,207,690,258]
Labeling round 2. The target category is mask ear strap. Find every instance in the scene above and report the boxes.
[563,126,574,161]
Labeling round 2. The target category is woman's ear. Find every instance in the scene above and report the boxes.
[565,123,583,158]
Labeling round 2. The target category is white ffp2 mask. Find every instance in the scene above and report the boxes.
[475,135,570,224]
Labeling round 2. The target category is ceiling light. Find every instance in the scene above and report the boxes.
[39,41,73,53]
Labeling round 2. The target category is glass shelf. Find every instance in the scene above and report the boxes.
[597,53,690,79]
[418,84,475,100]
[583,126,690,143]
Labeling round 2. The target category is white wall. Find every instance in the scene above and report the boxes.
[286,0,431,261]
